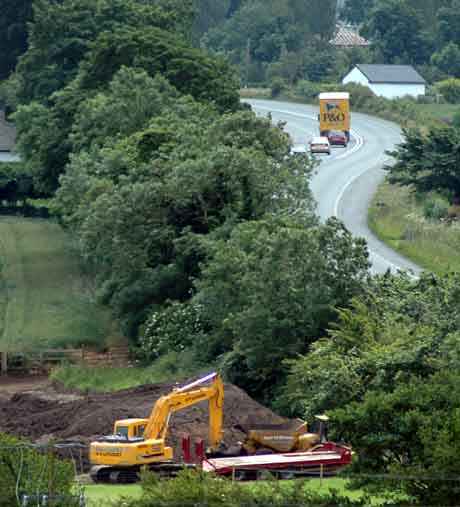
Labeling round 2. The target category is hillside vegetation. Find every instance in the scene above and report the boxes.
[0,217,114,351]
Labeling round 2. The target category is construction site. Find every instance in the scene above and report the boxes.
[0,372,351,484]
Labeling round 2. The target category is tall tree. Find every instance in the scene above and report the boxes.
[340,0,375,24]
[304,0,337,40]
[436,0,460,47]
[362,0,433,65]
[386,125,460,204]
[194,217,369,399]
[0,0,33,80]
[15,0,190,104]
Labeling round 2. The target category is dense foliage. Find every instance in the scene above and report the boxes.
[201,0,460,86]
[0,434,75,507]
[0,0,32,81]
[280,272,460,505]
[386,124,460,203]
[125,469,368,507]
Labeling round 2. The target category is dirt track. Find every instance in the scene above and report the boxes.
[0,376,287,460]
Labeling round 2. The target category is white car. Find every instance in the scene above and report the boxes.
[310,136,331,155]
[290,145,308,156]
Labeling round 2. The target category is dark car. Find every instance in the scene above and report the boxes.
[327,130,348,147]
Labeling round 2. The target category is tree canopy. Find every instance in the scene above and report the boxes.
[0,0,32,80]
[280,272,460,505]
[386,125,460,203]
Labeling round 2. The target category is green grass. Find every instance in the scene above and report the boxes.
[415,103,460,121]
[0,216,118,351]
[82,478,404,506]
[84,484,142,506]
[369,182,460,274]
[239,87,271,99]
[50,351,209,392]
[50,365,167,392]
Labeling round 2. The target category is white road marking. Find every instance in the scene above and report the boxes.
[250,102,418,277]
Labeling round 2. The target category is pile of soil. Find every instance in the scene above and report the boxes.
[0,378,288,465]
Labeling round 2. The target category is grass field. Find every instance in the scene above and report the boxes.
[415,103,460,122]
[50,350,209,392]
[83,477,405,506]
[50,365,168,392]
[0,216,117,351]
[85,484,143,506]
[369,182,460,274]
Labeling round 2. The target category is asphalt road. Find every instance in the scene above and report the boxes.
[246,99,421,276]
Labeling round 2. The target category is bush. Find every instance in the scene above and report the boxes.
[423,196,449,220]
[270,77,287,98]
[139,301,206,362]
[435,78,460,104]
[453,110,460,128]
[343,83,376,108]
[0,433,75,507]
[127,469,369,507]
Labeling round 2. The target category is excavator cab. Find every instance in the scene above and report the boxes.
[113,419,148,440]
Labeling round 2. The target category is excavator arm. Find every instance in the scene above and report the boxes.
[144,372,224,449]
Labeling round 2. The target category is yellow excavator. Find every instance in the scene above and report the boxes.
[89,372,224,483]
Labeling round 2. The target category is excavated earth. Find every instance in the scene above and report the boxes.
[0,376,288,468]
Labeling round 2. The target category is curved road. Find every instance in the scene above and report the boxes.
[246,99,421,276]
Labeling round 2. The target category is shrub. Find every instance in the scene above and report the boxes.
[0,433,75,507]
[294,80,321,101]
[435,78,460,104]
[423,196,449,220]
[453,110,460,128]
[270,77,287,98]
[343,83,376,108]
[139,301,206,362]
[127,469,369,507]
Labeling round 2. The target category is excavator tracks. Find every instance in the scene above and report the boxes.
[90,463,197,484]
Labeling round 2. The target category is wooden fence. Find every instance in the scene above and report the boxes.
[0,346,131,374]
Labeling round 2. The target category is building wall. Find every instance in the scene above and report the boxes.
[342,67,369,86]
[368,83,426,99]
[342,67,426,99]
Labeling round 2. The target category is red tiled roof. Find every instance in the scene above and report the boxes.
[330,26,370,47]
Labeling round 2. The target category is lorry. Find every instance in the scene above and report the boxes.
[89,372,352,483]
[318,92,350,142]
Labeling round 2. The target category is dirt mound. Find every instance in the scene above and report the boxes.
[0,379,287,461]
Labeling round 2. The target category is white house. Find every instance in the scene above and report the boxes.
[342,64,426,99]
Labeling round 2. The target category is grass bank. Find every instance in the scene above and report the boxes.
[50,351,210,392]
[369,182,460,274]
[0,216,118,351]
[83,477,405,507]
[85,484,142,506]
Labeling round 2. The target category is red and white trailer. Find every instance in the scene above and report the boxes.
[202,442,352,479]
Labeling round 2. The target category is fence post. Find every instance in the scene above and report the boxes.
[1,352,7,375]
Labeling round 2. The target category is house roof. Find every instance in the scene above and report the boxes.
[355,64,426,84]
[330,26,370,47]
